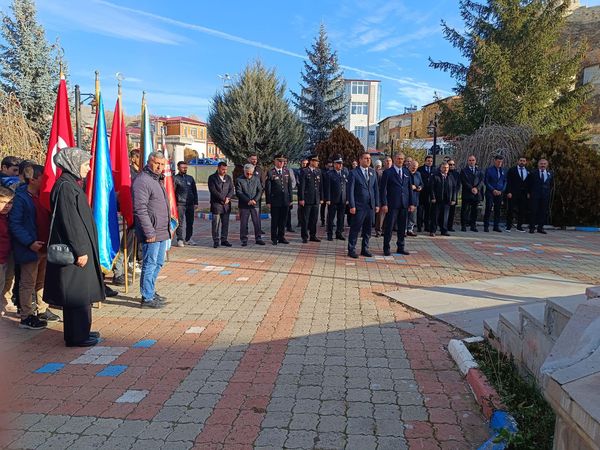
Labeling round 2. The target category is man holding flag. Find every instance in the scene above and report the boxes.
[132,151,170,308]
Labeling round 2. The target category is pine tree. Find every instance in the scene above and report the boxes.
[207,61,305,166]
[292,24,347,152]
[1,0,65,140]
[315,126,364,169]
[430,0,590,137]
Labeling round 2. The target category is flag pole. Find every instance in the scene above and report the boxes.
[132,236,137,285]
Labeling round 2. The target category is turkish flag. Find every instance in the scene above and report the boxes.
[110,96,133,227]
[39,76,75,210]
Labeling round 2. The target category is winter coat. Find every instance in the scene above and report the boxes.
[43,172,105,307]
[132,167,171,242]
[8,185,40,264]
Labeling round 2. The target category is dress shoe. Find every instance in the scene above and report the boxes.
[66,337,99,347]
[213,242,219,248]
[302,238,308,243]
[256,240,266,245]
[470,227,479,232]
[441,232,450,236]
[104,285,118,297]
[360,250,373,257]
[327,236,333,241]
[272,240,278,246]
[221,241,232,247]
[516,227,525,232]
[336,234,346,241]
[112,275,125,286]
[396,249,410,255]
[241,241,248,246]
[429,232,435,237]
[286,228,296,233]
[278,238,290,244]
[407,231,417,237]
[529,229,535,234]
[309,237,321,242]
[375,231,381,237]
[461,227,467,232]
[538,229,547,234]
[484,228,490,233]
[89,331,101,339]
[493,227,503,233]
[383,249,391,256]
[348,251,359,259]
[448,228,456,232]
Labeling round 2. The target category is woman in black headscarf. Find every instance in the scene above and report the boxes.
[43,147,105,347]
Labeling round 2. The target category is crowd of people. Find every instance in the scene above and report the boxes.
[0,146,554,347]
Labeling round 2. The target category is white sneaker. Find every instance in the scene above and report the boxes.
[177,240,185,247]
[185,239,198,246]
[128,263,142,274]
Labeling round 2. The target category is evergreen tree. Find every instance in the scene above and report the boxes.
[208,61,305,166]
[1,0,65,140]
[430,0,590,137]
[315,126,364,169]
[292,24,347,152]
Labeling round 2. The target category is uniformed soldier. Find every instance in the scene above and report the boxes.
[324,155,348,241]
[266,154,293,245]
[298,154,324,243]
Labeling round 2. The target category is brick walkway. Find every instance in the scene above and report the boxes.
[1,219,599,449]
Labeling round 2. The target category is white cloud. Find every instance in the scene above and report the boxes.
[369,26,440,52]
[396,85,441,108]
[39,0,186,45]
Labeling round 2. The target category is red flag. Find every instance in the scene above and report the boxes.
[40,75,75,210]
[162,142,179,233]
[110,96,133,227]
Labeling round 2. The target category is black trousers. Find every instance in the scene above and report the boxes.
[211,212,230,243]
[461,199,479,229]
[320,202,327,225]
[484,195,502,229]
[417,201,431,231]
[348,208,373,253]
[271,205,288,242]
[448,205,456,230]
[176,204,195,241]
[297,204,305,230]
[63,304,92,345]
[530,197,549,231]
[286,207,293,230]
[506,194,528,228]
[383,208,408,252]
[430,203,450,233]
[327,203,345,237]
[301,204,319,240]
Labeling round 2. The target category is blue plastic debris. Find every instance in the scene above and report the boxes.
[477,411,518,450]
[34,363,65,374]
[132,339,157,348]
[96,365,128,377]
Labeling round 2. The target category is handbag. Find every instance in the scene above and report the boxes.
[46,183,75,266]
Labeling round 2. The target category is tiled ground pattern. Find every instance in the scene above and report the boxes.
[1,218,599,450]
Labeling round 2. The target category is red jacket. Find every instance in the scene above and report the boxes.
[0,214,11,264]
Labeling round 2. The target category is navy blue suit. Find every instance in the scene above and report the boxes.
[380,166,413,252]
[348,166,379,254]
[483,165,507,230]
[528,169,553,231]
[324,168,349,238]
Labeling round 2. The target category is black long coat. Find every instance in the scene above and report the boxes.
[43,172,105,308]
[207,172,234,214]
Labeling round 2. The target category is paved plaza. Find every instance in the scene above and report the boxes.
[1,220,599,450]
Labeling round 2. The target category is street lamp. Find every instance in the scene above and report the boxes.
[427,112,440,168]
[74,85,97,147]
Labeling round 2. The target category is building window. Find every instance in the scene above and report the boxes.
[351,102,368,115]
[351,81,369,95]
[190,128,198,138]
[354,127,364,138]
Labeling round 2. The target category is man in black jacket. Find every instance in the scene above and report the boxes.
[459,155,484,232]
[528,159,553,234]
[447,159,460,231]
[174,161,198,247]
[298,154,324,243]
[429,162,458,236]
[208,162,234,248]
[265,154,293,245]
[236,164,266,246]
[417,155,434,232]
[505,156,529,232]
[324,155,348,241]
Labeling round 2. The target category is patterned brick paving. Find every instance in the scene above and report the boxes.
[1,218,599,449]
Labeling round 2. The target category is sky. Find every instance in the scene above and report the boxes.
[2,0,600,122]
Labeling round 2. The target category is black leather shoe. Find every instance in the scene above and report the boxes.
[383,249,391,256]
[286,228,296,233]
[529,229,535,234]
[441,232,450,236]
[470,227,478,232]
[493,228,503,233]
[484,228,489,233]
[89,331,100,339]
[213,242,219,248]
[327,236,333,241]
[66,337,99,347]
[538,229,547,234]
[309,237,321,242]
[348,251,359,259]
[302,238,308,243]
[104,285,118,297]
[336,234,346,241]
[397,249,410,255]
[279,238,290,244]
[272,240,278,246]
[461,227,467,232]
[112,275,125,286]
[448,228,456,232]
[360,250,373,257]
[256,240,266,245]
[241,241,248,246]
[221,241,232,247]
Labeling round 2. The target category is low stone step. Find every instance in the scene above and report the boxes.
[498,311,523,364]
[519,302,547,332]
[519,303,555,380]
[546,294,588,340]
[483,317,501,351]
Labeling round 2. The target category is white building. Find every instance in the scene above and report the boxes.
[344,79,381,150]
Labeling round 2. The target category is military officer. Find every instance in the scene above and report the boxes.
[298,154,324,243]
[324,155,348,241]
[265,154,293,245]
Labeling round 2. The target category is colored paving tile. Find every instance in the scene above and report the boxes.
[132,339,156,348]
[219,270,232,275]
[115,390,149,403]
[96,365,128,377]
[34,363,65,374]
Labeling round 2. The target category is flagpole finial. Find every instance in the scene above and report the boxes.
[59,61,64,79]
[116,72,124,97]
[94,71,100,103]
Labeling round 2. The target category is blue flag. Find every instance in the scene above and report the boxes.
[141,96,154,164]
[91,94,120,271]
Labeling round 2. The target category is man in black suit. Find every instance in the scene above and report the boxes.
[417,155,434,232]
[347,152,379,258]
[320,161,333,227]
[298,154,324,243]
[429,162,458,236]
[248,153,266,235]
[324,155,348,241]
[265,154,293,245]
[379,153,415,256]
[295,158,309,232]
[528,159,553,234]
[207,162,234,248]
[447,159,460,231]
[459,155,484,232]
[505,156,529,232]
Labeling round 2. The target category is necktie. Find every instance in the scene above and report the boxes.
[364,169,369,181]
[278,170,281,176]
[520,167,524,180]
[497,168,501,179]
[471,167,475,174]
[542,170,547,182]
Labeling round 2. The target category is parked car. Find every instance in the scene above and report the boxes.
[188,158,219,165]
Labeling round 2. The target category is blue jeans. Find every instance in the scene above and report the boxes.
[140,240,167,301]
